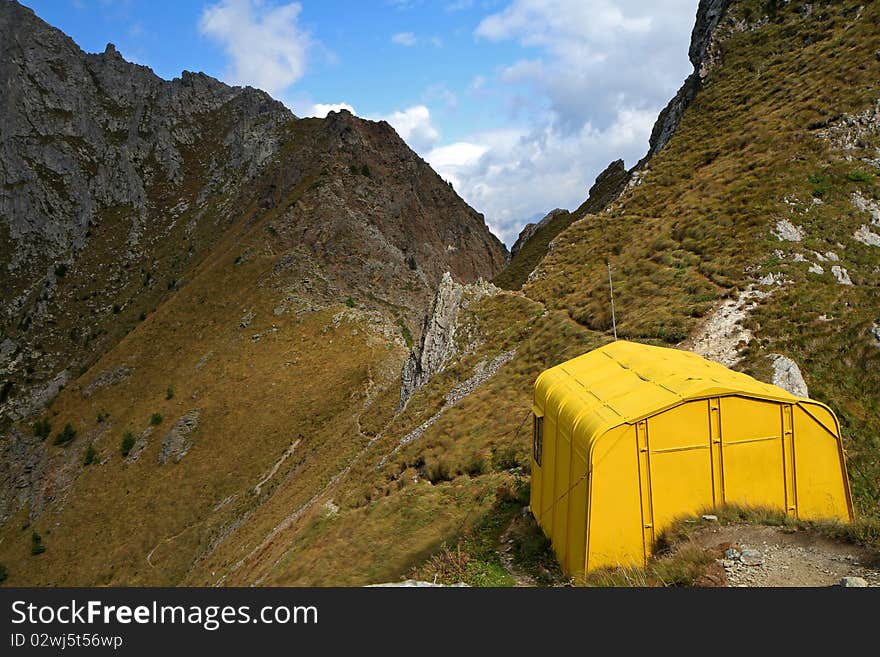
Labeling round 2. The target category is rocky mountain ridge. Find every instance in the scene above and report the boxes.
[0,0,505,431]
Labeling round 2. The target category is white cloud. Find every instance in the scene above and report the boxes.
[430,0,699,244]
[199,0,312,96]
[468,75,487,93]
[425,109,658,245]
[391,31,418,46]
[477,0,652,43]
[427,142,489,168]
[381,105,440,153]
[307,102,357,118]
[475,1,695,132]
[425,83,458,110]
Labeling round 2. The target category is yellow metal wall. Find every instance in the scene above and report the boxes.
[585,425,642,572]
[792,405,852,521]
[719,397,787,509]
[531,391,853,580]
[646,401,716,532]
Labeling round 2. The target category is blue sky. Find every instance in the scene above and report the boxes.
[25,0,701,245]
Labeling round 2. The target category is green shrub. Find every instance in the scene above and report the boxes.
[491,445,523,471]
[406,255,418,270]
[808,173,832,197]
[149,412,162,426]
[165,386,174,400]
[424,458,453,484]
[120,431,136,457]
[83,443,98,466]
[54,263,68,277]
[400,322,413,348]
[33,419,52,441]
[847,169,875,183]
[30,532,45,556]
[96,411,109,423]
[0,562,8,583]
[52,423,76,446]
[345,296,355,308]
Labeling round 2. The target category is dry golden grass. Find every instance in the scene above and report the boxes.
[5,0,880,588]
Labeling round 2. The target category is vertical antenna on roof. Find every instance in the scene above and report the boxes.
[607,261,618,341]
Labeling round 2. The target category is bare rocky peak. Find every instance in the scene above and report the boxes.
[0,0,506,432]
[0,0,292,273]
[398,272,499,409]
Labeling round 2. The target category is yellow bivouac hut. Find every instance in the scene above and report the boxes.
[529,340,853,578]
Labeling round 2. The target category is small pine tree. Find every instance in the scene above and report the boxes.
[33,419,52,441]
[83,443,98,466]
[0,562,8,582]
[30,532,46,556]
[52,423,76,446]
[166,386,174,400]
[149,413,162,426]
[121,431,136,457]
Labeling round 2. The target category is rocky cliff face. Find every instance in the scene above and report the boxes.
[398,272,499,409]
[639,0,731,165]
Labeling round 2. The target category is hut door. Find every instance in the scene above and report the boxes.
[646,401,715,531]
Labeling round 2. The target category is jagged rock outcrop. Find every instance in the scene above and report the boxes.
[510,209,568,259]
[638,0,732,165]
[769,354,809,398]
[0,1,291,272]
[398,273,499,409]
[157,410,200,465]
[816,99,880,167]
[570,159,631,219]
[0,428,46,523]
[81,366,130,398]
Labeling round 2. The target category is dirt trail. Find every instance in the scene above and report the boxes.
[497,515,537,587]
[691,524,880,587]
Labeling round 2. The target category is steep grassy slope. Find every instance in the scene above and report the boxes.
[0,184,404,584]
[188,0,880,587]
[3,0,878,587]
[0,3,507,586]
[191,291,606,586]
